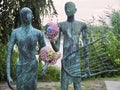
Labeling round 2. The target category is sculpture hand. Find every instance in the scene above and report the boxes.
[41,65,47,76]
[7,75,14,90]
[40,61,49,78]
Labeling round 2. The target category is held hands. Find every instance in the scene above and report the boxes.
[7,75,14,90]
[40,61,49,78]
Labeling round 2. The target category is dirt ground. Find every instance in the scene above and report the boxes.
[82,80,106,90]
[0,80,106,90]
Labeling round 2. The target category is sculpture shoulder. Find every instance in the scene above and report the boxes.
[58,20,86,26]
[58,20,87,31]
[58,21,67,27]
[11,27,21,35]
[32,28,44,37]
[75,20,87,30]
[33,28,43,34]
[75,20,86,25]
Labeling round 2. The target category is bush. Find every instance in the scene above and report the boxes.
[0,44,8,81]
[38,63,60,82]
[110,10,120,39]
[86,10,120,76]
[0,44,18,81]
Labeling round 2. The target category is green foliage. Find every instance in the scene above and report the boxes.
[44,66,60,81]
[0,44,7,81]
[37,61,43,79]
[110,10,120,39]
[38,63,60,82]
[105,32,120,66]
[107,10,120,69]
[0,0,57,45]
[11,50,18,80]
[0,44,18,81]
[115,59,120,65]
[86,10,120,75]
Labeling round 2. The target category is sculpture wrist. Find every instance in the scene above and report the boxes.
[45,61,49,67]
[6,67,11,77]
[7,72,11,78]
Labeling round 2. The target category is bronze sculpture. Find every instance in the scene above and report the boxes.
[6,7,46,90]
[50,2,90,90]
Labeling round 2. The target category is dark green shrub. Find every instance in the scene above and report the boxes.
[0,44,18,81]
[0,44,8,81]
[38,63,60,82]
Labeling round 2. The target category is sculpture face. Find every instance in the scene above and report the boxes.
[20,7,32,25]
[65,2,76,17]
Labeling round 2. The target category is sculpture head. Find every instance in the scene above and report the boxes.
[64,2,77,17]
[20,7,32,25]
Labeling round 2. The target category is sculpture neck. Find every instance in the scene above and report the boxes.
[67,15,75,22]
[21,24,33,33]
[21,23,32,28]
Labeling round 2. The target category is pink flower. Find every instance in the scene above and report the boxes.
[39,46,61,65]
[46,22,59,42]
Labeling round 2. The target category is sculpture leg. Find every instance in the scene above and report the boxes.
[73,82,81,90]
[16,60,38,90]
[73,77,81,90]
[61,81,68,90]
[61,71,68,90]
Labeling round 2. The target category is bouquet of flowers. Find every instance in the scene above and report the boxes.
[46,22,59,42]
[39,46,61,65]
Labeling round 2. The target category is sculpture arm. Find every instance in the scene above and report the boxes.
[82,24,90,77]
[6,31,16,89]
[50,28,61,52]
[40,61,49,78]
[38,31,46,49]
[38,31,49,77]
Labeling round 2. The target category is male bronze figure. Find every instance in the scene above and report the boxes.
[50,2,90,90]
